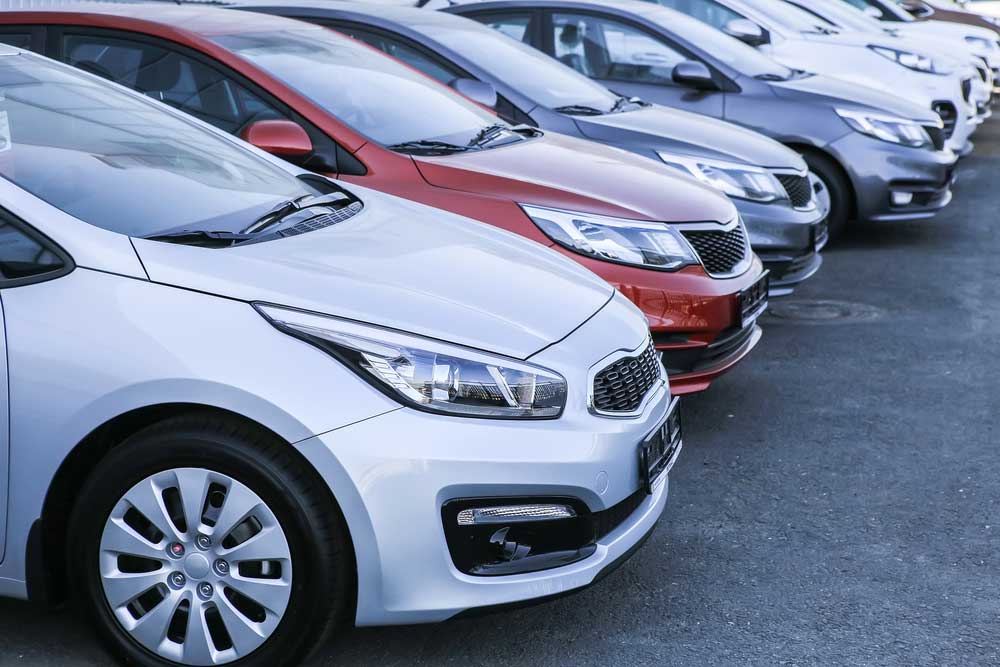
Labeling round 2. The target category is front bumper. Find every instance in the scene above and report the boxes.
[555,249,767,395]
[738,198,827,296]
[292,295,676,626]
[828,131,958,223]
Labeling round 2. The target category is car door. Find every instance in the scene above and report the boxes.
[0,211,74,562]
[539,10,726,118]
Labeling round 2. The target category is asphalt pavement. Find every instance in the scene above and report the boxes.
[3,119,999,666]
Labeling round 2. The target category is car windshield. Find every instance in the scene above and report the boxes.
[649,2,795,78]
[419,21,621,112]
[212,27,505,148]
[0,53,321,237]
[740,0,842,32]
[873,0,917,20]
[796,0,884,31]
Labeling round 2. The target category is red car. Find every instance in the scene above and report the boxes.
[0,6,769,393]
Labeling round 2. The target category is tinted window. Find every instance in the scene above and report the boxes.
[438,17,620,111]
[213,27,499,146]
[552,13,686,83]
[0,219,64,283]
[479,12,534,42]
[0,34,30,50]
[652,0,744,29]
[62,33,290,134]
[334,26,459,85]
[0,53,323,237]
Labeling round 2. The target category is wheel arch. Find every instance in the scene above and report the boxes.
[783,142,858,221]
[28,403,357,609]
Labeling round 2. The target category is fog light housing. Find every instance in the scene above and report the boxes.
[456,504,576,526]
[891,191,914,207]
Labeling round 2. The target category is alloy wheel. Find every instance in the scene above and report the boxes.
[99,468,292,666]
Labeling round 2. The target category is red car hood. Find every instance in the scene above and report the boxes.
[412,131,736,224]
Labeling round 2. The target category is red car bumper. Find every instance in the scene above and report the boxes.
[557,249,767,395]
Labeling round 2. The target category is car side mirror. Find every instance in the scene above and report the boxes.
[240,119,313,161]
[450,78,498,108]
[863,5,885,18]
[671,60,717,90]
[723,19,769,47]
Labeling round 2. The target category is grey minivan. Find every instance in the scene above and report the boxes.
[234,0,827,290]
[447,0,957,238]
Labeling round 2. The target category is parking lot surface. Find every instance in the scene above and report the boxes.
[2,120,999,666]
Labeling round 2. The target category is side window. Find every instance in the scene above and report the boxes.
[0,33,30,50]
[332,26,459,85]
[0,217,68,285]
[551,13,686,84]
[653,0,745,30]
[475,12,536,43]
[61,33,289,134]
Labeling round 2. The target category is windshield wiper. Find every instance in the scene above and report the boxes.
[142,230,256,248]
[387,139,472,155]
[553,104,607,116]
[609,95,647,114]
[242,192,351,234]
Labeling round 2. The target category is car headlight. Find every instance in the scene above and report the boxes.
[521,204,698,271]
[656,152,787,204]
[256,304,567,419]
[868,45,950,74]
[835,108,933,148]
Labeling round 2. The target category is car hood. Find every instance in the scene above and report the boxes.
[769,72,940,122]
[799,29,971,70]
[412,131,736,224]
[131,185,615,360]
[573,103,806,170]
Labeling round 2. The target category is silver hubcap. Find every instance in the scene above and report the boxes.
[99,468,292,666]
[810,172,833,218]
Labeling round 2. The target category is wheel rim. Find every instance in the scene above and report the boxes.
[810,171,833,219]
[99,468,293,666]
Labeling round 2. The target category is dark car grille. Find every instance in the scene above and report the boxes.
[776,173,813,208]
[931,101,957,140]
[592,341,662,414]
[961,78,972,102]
[681,224,749,276]
[282,201,364,237]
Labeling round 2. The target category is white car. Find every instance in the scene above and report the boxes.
[787,0,995,117]
[0,46,681,666]
[669,0,982,153]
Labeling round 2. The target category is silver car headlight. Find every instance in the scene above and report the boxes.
[656,152,787,204]
[835,108,933,148]
[868,45,951,74]
[256,304,567,419]
[521,204,698,271]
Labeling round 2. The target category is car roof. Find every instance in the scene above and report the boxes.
[0,0,314,37]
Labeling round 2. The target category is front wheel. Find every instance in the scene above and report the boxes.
[68,414,353,666]
[801,151,852,242]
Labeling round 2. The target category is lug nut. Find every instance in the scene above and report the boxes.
[197,582,214,600]
[196,535,211,550]
[169,572,186,589]
[168,542,185,559]
[213,559,230,576]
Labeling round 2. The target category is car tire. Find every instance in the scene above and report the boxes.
[801,150,851,241]
[67,413,354,667]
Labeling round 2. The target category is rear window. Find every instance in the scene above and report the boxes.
[0,53,321,237]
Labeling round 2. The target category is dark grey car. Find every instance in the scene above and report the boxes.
[444,0,957,238]
[232,0,828,292]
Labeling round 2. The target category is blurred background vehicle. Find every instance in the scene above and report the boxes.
[446,0,957,238]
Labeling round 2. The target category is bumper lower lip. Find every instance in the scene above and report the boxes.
[762,252,823,297]
[659,324,763,395]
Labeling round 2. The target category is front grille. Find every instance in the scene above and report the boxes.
[776,173,813,208]
[931,101,957,140]
[961,78,972,103]
[681,224,749,276]
[925,124,946,151]
[592,340,662,414]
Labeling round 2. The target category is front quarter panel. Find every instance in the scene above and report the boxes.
[0,268,399,596]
